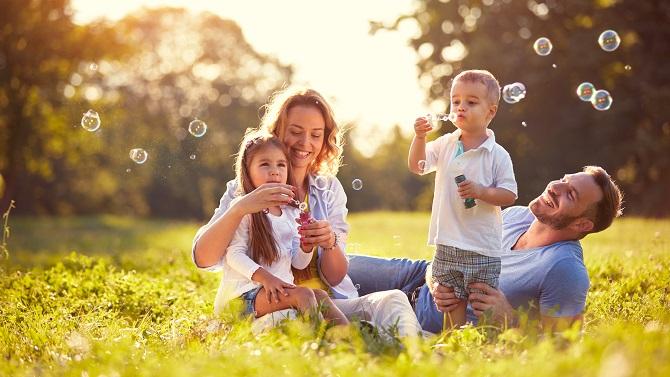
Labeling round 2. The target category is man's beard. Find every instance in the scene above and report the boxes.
[529,198,578,230]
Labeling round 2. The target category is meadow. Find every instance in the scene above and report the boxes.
[1,212,669,376]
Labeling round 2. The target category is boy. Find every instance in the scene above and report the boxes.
[408,70,517,328]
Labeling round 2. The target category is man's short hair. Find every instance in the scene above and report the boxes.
[582,166,624,234]
[452,69,501,105]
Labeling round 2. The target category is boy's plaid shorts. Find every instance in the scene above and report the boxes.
[431,244,501,300]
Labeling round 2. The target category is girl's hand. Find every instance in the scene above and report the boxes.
[457,179,483,199]
[234,183,295,215]
[414,116,433,138]
[298,219,335,250]
[259,273,295,304]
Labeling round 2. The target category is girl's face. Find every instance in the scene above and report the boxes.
[282,105,326,171]
[248,146,289,188]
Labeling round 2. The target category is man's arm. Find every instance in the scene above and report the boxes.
[468,282,584,331]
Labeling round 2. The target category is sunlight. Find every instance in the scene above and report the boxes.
[72,0,429,155]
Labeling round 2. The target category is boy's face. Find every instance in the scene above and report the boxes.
[450,80,497,134]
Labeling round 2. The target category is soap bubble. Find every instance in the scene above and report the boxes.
[314,175,328,190]
[190,154,196,160]
[522,121,528,127]
[502,82,526,104]
[576,82,596,102]
[591,89,613,111]
[322,189,335,205]
[352,179,363,191]
[188,119,207,137]
[533,37,553,56]
[80,109,101,132]
[624,65,631,71]
[598,30,621,52]
[129,148,148,164]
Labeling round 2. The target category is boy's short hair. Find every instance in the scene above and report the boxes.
[452,70,501,105]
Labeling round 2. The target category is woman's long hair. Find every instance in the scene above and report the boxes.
[234,131,294,266]
[259,86,345,176]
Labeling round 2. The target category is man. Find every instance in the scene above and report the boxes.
[347,166,623,333]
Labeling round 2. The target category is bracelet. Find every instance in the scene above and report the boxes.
[323,232,338,251]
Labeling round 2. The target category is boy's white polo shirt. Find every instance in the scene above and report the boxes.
[422,128,517,256]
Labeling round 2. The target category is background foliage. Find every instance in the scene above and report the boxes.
[1,0,669,219]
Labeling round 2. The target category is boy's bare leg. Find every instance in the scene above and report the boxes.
[446,300,467,329]
[312,289,349,325]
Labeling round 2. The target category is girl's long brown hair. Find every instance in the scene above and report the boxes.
[235,131,294,266]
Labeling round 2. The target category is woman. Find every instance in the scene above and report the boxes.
[193,87,421,336]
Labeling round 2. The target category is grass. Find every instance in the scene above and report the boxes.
[1,212,669,376]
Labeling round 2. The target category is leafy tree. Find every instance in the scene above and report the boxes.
[381,0,670,215]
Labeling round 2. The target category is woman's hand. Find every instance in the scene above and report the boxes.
[297,219,335,250]
[234,183,295,215]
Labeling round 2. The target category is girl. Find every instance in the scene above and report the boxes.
[222,131,349,325]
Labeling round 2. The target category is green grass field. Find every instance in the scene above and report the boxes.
[1,212,669,376]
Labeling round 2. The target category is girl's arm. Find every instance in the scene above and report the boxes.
[193,182,295,269]
[224,215,262,279]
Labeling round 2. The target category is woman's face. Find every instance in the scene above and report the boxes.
[282,105,326,171]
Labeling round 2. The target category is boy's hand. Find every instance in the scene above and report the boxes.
[457,179,484,199]
[258,272,295,304]
[414,116,433,139]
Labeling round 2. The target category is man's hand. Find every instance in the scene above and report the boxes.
[428,280,461,313]
[468,282,515,325]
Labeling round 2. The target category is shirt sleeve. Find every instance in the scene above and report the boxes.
[291,244,314,270]
[422,134,450,175]
[325,177,350,250]
[224,214,262,280]
[539,257,590,317]
[191,179,237,271]
[493,148,518,197]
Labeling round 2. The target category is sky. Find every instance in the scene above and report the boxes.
[72,0,435,155]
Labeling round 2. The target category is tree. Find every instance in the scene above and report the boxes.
[0,0,127,214]
[381,0,670,215]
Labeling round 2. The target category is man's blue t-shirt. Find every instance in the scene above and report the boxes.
[415,206,590,333]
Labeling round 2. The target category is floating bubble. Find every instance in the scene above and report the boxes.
[598,30,621,52]
[428,113,456,123]
[591,89,613,111]
[533,37,553,56]
[126,168,131,173]
[576,82,596,102]
[522,121,527,127]
[298,202,308,211]
[502,82,526,104]
[352,179,363,191]
[190,154,196,160]
[418,160,427,173]
[89,63,98,71]
[552,63,557,68]
[80,109,101,132]
[322,189,335,205]
[624,65,632,71]
[129,148,148,164]
[188,119,207,137]
[314,175,328,190]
